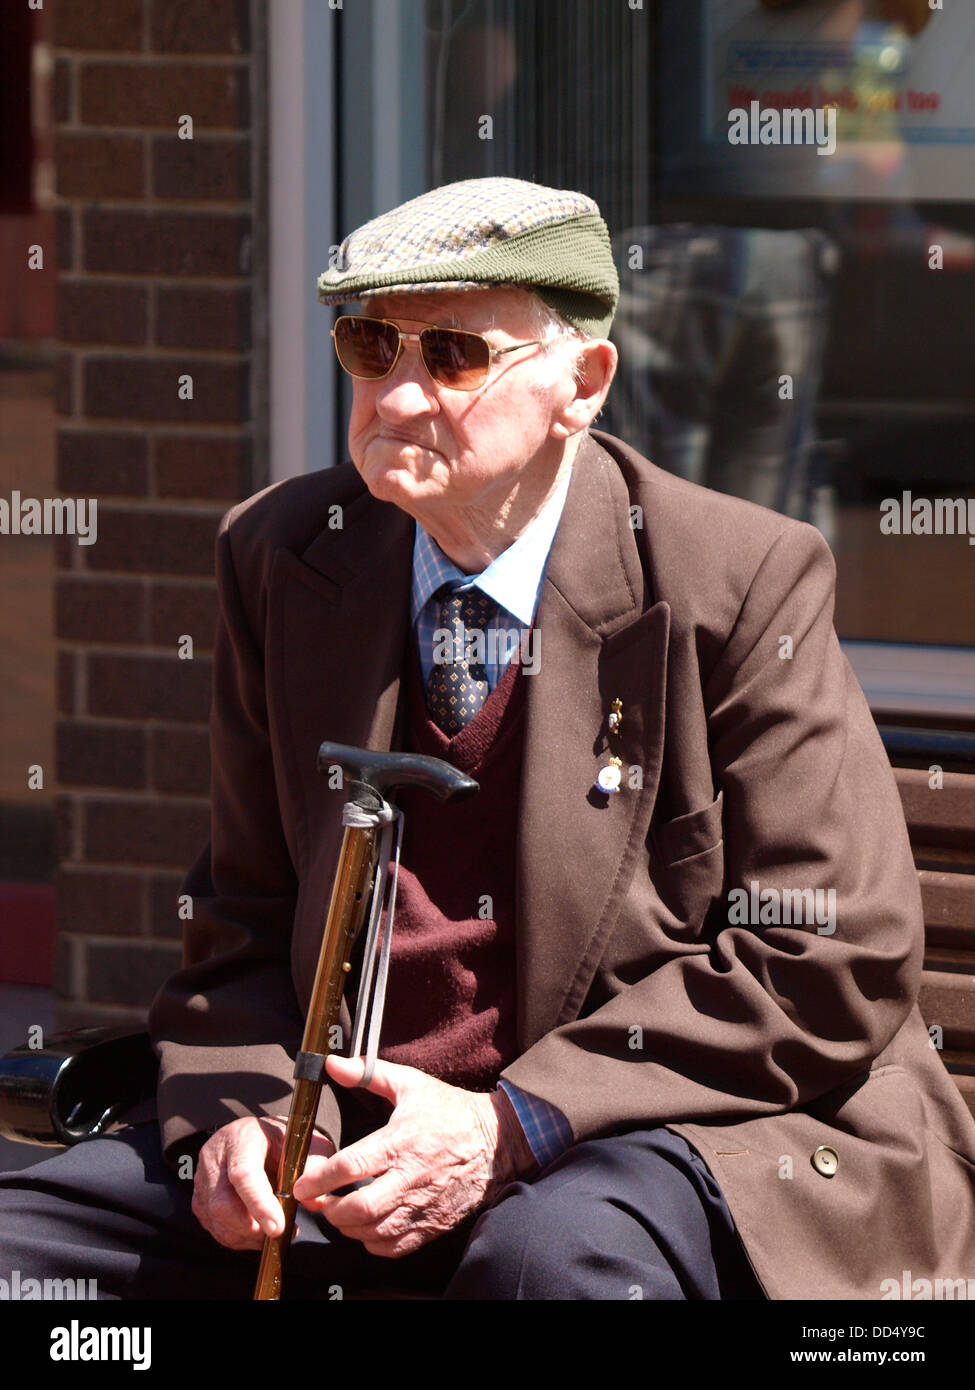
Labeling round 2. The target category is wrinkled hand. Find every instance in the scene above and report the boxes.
[291,1055,537,1258]
[192,1115,335,1251]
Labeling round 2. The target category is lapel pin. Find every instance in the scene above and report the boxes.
[595,755,623,794]
[595,699,625,794]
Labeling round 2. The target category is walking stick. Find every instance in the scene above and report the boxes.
[253,742,477,1300]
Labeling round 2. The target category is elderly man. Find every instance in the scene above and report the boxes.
[2,177,974,1302]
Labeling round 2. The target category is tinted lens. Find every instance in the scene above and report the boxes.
[420,328,490,389]
[333,317,400,378]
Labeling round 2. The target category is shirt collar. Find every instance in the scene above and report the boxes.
[411,463,573,627]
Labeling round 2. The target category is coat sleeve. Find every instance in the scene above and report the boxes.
[148,504,343,1166]
[500,521,926,1140]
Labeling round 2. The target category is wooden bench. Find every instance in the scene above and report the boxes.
[882,726,975,1121]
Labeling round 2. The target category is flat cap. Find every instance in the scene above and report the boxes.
[317,176,619,338]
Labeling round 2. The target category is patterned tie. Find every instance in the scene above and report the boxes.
[426,584,494,735]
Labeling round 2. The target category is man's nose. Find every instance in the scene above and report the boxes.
[375,340,440,414]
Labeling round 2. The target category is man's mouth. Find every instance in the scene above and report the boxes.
[377,433,437,451]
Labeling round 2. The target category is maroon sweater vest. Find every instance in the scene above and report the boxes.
[374,641,525,1091]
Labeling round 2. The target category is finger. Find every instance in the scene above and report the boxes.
[293,1132,392,1201]
[198,1170,265,1250]
[302,1169,404,1227]
[321,1193,420,1253]
[361,1233,425,1260]
[225,1127,286,1237]
[324,1054,413,1106]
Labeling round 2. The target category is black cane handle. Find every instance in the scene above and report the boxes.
[317,742,478,802]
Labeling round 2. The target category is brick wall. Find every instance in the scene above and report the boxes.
[52,0,268,1027]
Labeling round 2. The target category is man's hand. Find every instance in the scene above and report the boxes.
[192,1115,335,1251]
[291,1055,537,1259]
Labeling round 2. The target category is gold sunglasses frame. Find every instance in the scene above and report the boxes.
[330,314,543,391]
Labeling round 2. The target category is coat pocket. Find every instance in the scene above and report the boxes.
[649,791,725,932]
[651,789,724,866]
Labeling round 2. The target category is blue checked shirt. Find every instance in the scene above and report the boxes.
[411,465,575,1171]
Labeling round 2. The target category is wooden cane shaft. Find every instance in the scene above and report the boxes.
[253,821,378,1300]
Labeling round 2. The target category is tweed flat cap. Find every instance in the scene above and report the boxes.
[317,176,619,338]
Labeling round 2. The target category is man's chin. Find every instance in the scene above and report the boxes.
[355,448,444,505]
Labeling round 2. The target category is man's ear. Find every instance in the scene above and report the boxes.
[551,338,618,439]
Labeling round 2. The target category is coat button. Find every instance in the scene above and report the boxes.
[811,1145,839,1178]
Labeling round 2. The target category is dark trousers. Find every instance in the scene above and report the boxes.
[0,1123,765,1301]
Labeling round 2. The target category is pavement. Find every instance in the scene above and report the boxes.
[0,982,61,1171]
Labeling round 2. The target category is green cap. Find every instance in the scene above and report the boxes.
[317,176,619,338]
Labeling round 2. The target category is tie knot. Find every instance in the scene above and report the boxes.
[435,584,494,629]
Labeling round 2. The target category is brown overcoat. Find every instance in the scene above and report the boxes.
[149,428,975,1300]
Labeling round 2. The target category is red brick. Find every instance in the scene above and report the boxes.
[54,57,73,124]
[55,794,79,862]
[54,531,76,572]
[58,650,77,714]
[150,725,210,795]
[85,940,184,1007]
[79,506,221,576]
[149,0,251,55]
[155,283,251,351]
[57,574,147,643]
[57,279,149,345]
[55,131,145,200]
[55,349,74,416]
[87,651,212,721]
[79,61,250,128]
[54,0,143,52]
[154,433,250,498]
[83,357,250,424]
[149,871,191,940]
[54,934,82,1000]
[58,429,150,496]
[57,865,147,937]
[83,209,251,277]
[57,719,148,789]
[152,134,250,201]
[84,796,209,867]
[149,579,218,649]
[56,206,74,271]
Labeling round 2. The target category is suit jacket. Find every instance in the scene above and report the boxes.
[149,428,975,1300]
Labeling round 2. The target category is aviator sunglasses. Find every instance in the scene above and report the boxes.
[331,314,543,391]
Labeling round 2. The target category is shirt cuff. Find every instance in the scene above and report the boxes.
[497,1081,573,1171]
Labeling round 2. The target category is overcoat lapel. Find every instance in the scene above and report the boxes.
[516,434,671,1047]
[265,484,414,997]
[268,483,415,765]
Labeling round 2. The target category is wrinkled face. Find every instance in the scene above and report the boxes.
[345,287,578,520]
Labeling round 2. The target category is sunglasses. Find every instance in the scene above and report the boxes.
[330,314,543,391]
